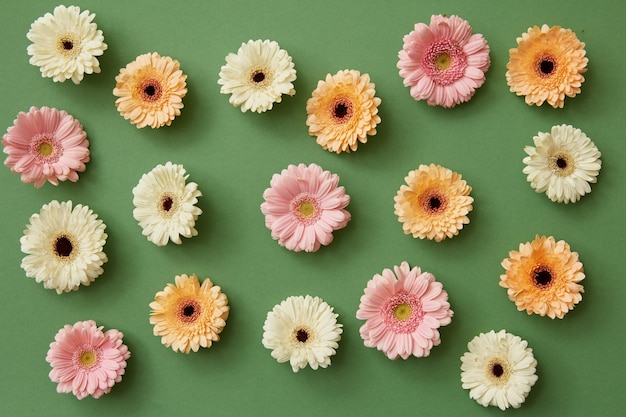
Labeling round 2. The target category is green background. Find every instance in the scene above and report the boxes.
[1,0,624,415]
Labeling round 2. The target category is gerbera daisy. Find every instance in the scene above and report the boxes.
[20,200,108,294]
[305,69,381,153]
[2,106,90,188]
[113,52,187,128]
[149,273,229,353]
[397,14,491,108]
[260,163,351,252]
[500,235,585,319]
[506,25,588,108]
[394,164,473,242]
[523,124,601,203]
[27,5,107,84]
[46,320,130,399]
[460,330,538,410]
[262,295,342,372]
[356,262,453,360]
[218,39,297,113]
[132,162,202,246]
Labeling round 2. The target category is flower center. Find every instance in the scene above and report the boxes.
[38,141,54,156]
[158,193,178,217]
[549,152,575,176]
[329,97,353,124]
[56,34,79,57]
[435,53,451,70]
[252,71,265,83]
[139,78,163,102]
[532,265,554,288]
[419,189,448,215]
[487,358,510,384]
[31,134,61,162]
[249,68,271,88]
[292,326,312,344]
[79,350,98,368]
[177,299,202,323]
[382,292,423,333]
[535,55,557,78]
[52,233,77,260]
[291,194,321,225]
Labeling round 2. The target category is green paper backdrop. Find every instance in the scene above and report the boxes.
[1,0,624,415]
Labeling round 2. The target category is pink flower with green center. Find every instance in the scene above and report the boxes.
[398,14,490,108]
[357,261,453,360]
[46,320,130,399]
[2,106,89,187]
[261,163,351,252]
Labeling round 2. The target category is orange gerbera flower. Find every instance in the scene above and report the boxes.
[306,69,381,153]
[394,164,473,242]
[149,274,229,353]
[506,25,587,108]
[500,235,585,319]
[113,52,187,128]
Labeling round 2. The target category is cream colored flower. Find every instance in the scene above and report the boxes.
[218,39,296,113]
[27,5,107,84]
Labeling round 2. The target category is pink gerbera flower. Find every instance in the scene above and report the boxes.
[356,261,453,360]
[398,14,491,108]
[260,163,351,252]
[46,320,130,400]
[2,106,89,187]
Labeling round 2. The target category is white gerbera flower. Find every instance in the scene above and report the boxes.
[218,39,297,113]
[460,330,538,410]
[20,200,108,294]
[523,124,601,203]
[26,5,107,84]
[262,295,343,372]
[132,162,202,246]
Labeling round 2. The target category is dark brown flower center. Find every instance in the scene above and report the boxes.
[296,328,309,343]
[428,196,442,210]
[491,363,504,378]
[55,235,73,257]
[420,189,448,215]
[539,59,554,75]
[252,71,265,83]
[62,40,74,50]
[533,267,553,287]
[334,103,349,119]
[556,157,567,169]
[178,299,201,323]
[162,196,174,212]
[139,79,163,102]
[330,98,353,123]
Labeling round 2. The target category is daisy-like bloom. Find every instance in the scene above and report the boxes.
[132,162,202,246]
[500,235,585,319]
[27,5,107,84]
[218,39,297,113]
[306,69,381,153]
[21,200,107,294]
[260,163,350,252]
[397,14,490,108]
[113,52,187,128]
[356,262,453,360]
[394,164,473,242]
[506,25,588,108]
[2,106,90,188]
[460,330,538,410]
[262,295,342,372]
[46,320,130,399]
[149,274,229,353]
[523,124,601,204]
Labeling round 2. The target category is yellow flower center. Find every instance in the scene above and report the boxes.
[487,358,511,385]
[435,53,451,70]
[38,142,54,156]
[393,303,411,320]
[79,350,98,367]
[549,152,575,176]
[56,34,80,57]
[298,201,316,218]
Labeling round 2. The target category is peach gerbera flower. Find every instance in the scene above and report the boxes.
[306,69,381,153]
[113,52,187,128]
[500,235,585,319]
[394,164,473,242]
[149,274,230,353]
[506,25,588,108]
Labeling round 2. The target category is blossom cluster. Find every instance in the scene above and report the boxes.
[2,4,598,410]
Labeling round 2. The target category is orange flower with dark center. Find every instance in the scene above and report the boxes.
[500,235,585,318]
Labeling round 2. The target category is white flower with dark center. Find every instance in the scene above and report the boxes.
[20,200,108,294]
[27,5,107,84]
[523,124,601,203]
[132,162,202,246]
[461,330,538,410]
[262,295,342,372]
[218,39,296,113]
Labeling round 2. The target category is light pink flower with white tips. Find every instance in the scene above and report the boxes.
[46,320,130,400]
[398,14,490,108]
[357,261,453,360]
[260,163,350,252]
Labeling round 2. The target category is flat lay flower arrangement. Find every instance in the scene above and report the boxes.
[1,1,617,415]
